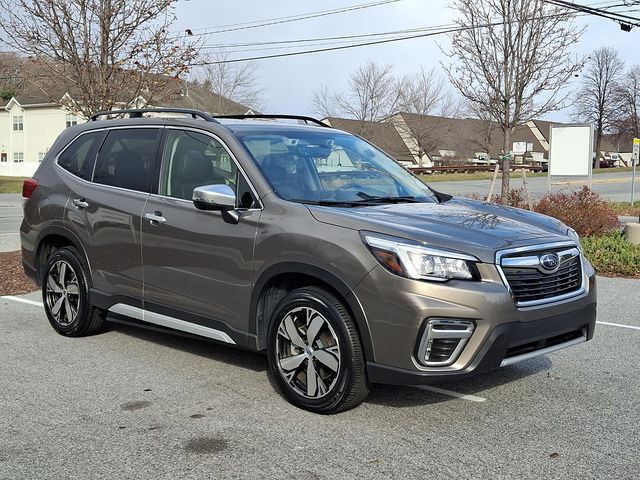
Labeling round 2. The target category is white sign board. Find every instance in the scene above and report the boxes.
[549,124,593,177]
[633,138,639,163]
[513,142,527,154]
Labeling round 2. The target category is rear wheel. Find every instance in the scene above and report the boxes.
[267,286,369,414]
[42,247,105,337]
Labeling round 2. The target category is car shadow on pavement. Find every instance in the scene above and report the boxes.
[105,316,267,373]
[366,356,553,408]
[104,315,554,409]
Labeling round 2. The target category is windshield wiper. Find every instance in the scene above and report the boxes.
[425,186,453,203]
[355,192,418,204]
[292,199,359,207]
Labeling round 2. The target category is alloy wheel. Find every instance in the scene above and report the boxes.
[275,306,341,399]
[45,260,80,326]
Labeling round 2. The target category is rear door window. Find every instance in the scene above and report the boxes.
[93,128,160,192]
[57,131,104,180]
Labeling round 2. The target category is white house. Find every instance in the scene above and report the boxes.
[0,84,255,177]
[0,96,81,176]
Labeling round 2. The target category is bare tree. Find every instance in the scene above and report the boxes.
[444,0,584,198]
[465,102,499,159]
[198,52,264,114]
[0,0,200,117]
[573,47,625,169]
[0,51,24,100]
[392,67,462,166]
[616,65,640,140]
[339,61,400,121]
[311,85,339,119]
[313,61,400,122]
[397,66,460,117]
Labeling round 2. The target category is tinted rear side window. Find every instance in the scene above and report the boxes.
[93,129,160,192]
[58,131,103,180]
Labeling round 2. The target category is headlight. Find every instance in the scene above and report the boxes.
[363,235,479,281]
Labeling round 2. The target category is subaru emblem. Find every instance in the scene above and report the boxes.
[539,253,560,273]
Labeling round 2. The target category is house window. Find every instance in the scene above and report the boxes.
[13,152,24,162]
[65,114,78,128]
[12,115,24,131]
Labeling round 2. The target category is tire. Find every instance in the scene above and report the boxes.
[42,247,106,337]
[267,286,369,414]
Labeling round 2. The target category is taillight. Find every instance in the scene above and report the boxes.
[22,178,38,199]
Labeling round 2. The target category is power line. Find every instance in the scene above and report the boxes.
[191,3,639,65]
[543,0,640,26]
[175,0,402,39]
[200,25,457,50]
[191,24,487,66]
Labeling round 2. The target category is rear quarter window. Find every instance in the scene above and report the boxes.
[57,131,104,180]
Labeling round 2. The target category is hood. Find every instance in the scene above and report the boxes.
[307,197,571,263]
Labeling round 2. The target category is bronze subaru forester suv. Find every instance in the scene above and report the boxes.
[20,109,596,414]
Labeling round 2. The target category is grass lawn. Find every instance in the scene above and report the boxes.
[582,231,640,278]
[419,171,547,183]
[608,202,640,217]
[0,176,26,194]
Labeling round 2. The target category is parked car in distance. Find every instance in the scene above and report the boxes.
[20,109,597,414]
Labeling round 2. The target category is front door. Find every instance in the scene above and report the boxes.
[141,128,260,340]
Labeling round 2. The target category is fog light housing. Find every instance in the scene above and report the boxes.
[417,319,475,367]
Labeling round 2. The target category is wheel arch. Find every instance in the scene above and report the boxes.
[250,262,374,361]
[35,226,92,287]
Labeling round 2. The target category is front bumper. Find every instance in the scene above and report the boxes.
[354,261,597,385]
[366,301,596,385]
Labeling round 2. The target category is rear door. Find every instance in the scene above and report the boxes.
[141,127,261,340]
[65,127,161,302]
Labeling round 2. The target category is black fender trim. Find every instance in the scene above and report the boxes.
[34,225,92,287]
[249,262,374,361]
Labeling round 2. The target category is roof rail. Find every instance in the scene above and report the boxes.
[89,108,219,123]
[213,114,331,128]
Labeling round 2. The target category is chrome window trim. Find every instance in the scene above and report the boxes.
[495,241,586,308]
[161,126,264,210]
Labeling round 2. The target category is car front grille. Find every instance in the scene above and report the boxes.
[499,245,583,306]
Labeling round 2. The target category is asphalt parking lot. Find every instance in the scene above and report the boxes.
[1,277,638,479]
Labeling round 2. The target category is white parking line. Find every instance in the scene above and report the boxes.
[416,385,487,403]
[2,296,43,307]
[0,232,19,236]
[597,321,640,331]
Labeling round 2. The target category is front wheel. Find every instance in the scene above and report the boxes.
[267,286,369,414]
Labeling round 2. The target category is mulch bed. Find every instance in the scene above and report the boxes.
[0,251,39,296]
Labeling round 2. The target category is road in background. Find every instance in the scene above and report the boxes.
[0,276,638,479]
[0,193,22,252]
[428,170,640,201]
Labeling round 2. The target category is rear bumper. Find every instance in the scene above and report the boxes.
[366,301,596,385]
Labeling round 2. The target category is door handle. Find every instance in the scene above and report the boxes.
[72,198,89,209]
[144,212,166,225]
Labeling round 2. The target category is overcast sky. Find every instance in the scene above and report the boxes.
[174,0,638,121]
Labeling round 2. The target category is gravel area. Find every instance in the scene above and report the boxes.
[0,251,38,296]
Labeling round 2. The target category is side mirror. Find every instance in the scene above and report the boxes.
[192,184,236,211]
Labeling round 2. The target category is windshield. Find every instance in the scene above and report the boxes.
[236,129,435,204]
